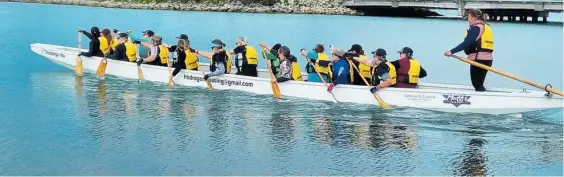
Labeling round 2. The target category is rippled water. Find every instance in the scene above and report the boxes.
[0,2,562,176]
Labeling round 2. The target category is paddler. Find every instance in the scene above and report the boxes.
[99,28,118,56]
[270,46,303,83]
[109,33,137,62]
[136,34,169,67]
[78,26,103,57]
[195,39,229,80]
[352,48,397,93]
[302,44,331,83]
[347,44,372,86]
[391,47,427,88]
[259,43,282,77]
[231,36,259,77]
[168,34,199,78]
[444,9,494,92]
[327,47,352,93]
[130,30,154,58]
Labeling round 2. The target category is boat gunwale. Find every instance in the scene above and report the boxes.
[32,43,562,99]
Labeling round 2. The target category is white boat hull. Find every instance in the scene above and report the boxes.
[31,43,563,116]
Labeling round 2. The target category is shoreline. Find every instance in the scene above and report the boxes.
[0,0,364,16]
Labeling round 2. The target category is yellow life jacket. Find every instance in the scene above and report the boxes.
[226,51,233,73]
[158,45,169,64]
[245,45,258,65]
[464,23,494,52]
[124,42,137,62]
[185,49,199,70]
[315,53,330,75]
[407,59,421,84]
[110,38,118,52]
[385,62,397,85]
[292,62,303,81]
[98,37,111,55]
[370,62,397,85]
[358,55,372,78]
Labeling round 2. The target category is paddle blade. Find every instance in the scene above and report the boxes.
[75,57,83,77]
[271,82,282,99]
[374,94,392,109]
[96,59,107,79]
[205,80,214,90]
[137,66,145,81]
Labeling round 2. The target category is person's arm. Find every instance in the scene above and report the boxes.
[375,65,392,89]
[352,56,373,66]
[142,46,158,63]
[450,26,481,54]
[332,66,346,86]
[140,42,152,49]
[195,50,213,59]
[419,66,427,78]
[80,30,93,40]
[265,52,278,61]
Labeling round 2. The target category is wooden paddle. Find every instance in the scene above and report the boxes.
[75,31,83,77]
[451,55,563,97]
[96,56,108,79]
[261,49,282,99]
[301,49,339,103]
[199,64,214,91]
[136,44,145,82]
[167,57,175,88]
[348,59,392,109]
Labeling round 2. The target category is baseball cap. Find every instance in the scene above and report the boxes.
[349,44,362,53]
[101,28,110,35]
[118,32,129,38]
[176,34,189,42]
[371,48,387,57]
[331,47,345,57]
[236,36,248,44]
[142,30,154,37]
[151,35,162,41]
[211,39,225,48]
[398,47,414,55]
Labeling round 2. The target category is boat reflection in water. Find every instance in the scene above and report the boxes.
[311,115,417,151]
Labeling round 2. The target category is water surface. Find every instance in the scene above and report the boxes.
[0,2,562,175]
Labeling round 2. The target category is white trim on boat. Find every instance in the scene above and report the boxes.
[31,43,563,116]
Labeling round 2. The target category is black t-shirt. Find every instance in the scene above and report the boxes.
[233,45,247,64]
[110,43,127,61]
[371,63,390,86]
[210,51,227,72]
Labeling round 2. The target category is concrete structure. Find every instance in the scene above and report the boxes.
[344,0,563,22]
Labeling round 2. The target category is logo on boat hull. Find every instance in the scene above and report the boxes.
[443,94,471,107]
[42,50,66,58]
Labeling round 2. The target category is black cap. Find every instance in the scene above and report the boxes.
[176,34,189,41]
[349,44,362,53]
[142,30,154,37]
[398,47,413,55]
[371,48,387,57]
[118,32,129,38]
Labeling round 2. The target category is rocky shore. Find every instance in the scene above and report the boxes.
[0,0,363,15]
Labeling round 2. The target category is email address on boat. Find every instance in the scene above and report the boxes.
[183,74,254,87]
